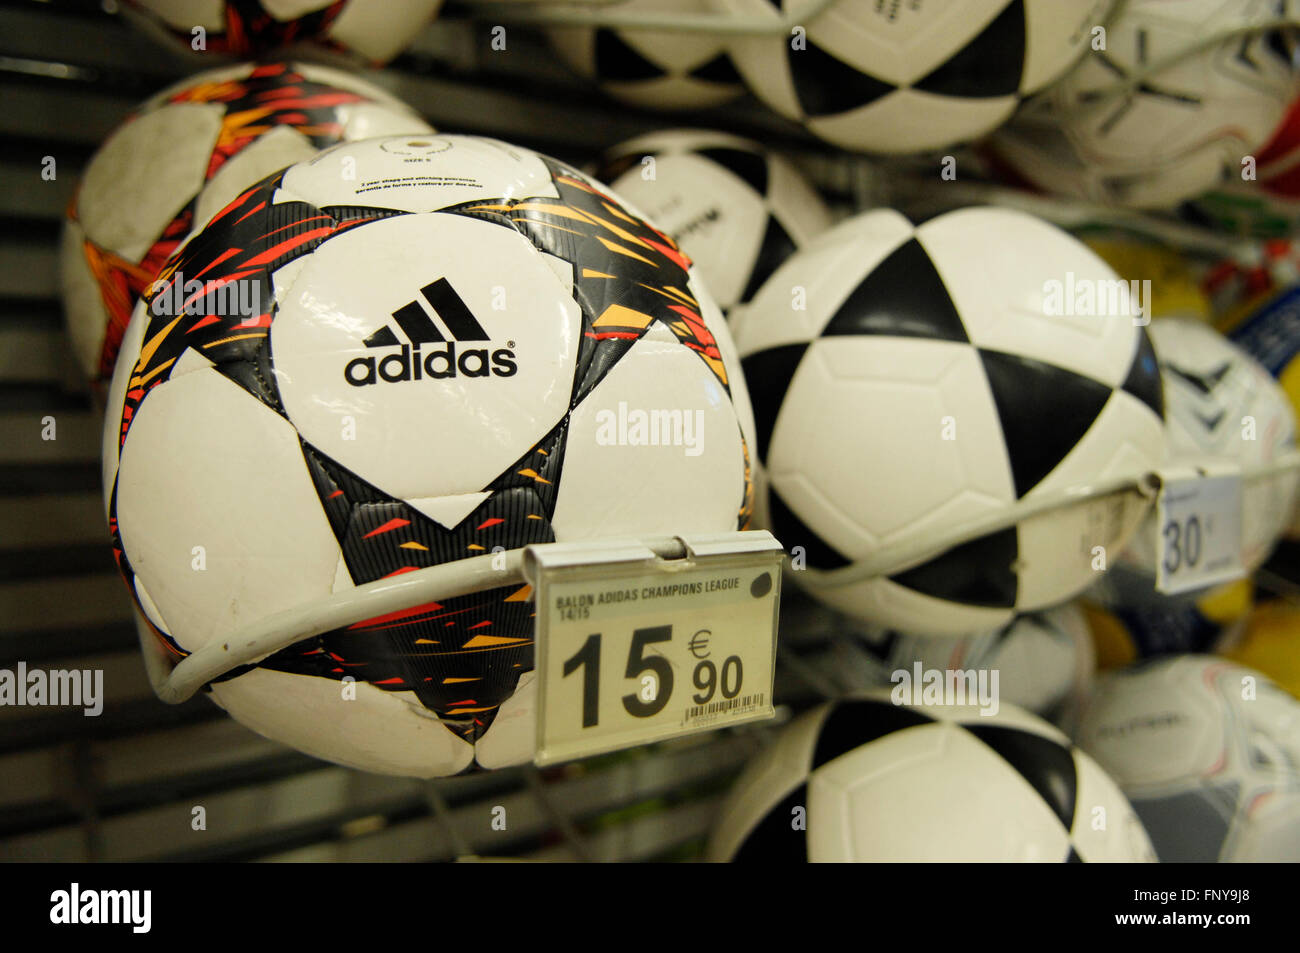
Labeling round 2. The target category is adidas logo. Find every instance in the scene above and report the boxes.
[344,278,517,386]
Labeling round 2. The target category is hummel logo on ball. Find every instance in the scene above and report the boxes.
[344,277,517,385]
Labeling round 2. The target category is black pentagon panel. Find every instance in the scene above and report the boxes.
[696,147,769,195]
[767,488,851,570]
[889,526,1019,609]
[821,238,970,343]
[740,342,808,463]
[789,39,895,117]
[265,427,575,743]
[594,28,665,81]
[978,348,1113,499]
[812,698,935,769]
[1123,326,1165,420]
[445,159,740,406]
[913,0,1025,99]
[732,783,810,862]
[739,215,796,305]
[689,52,744,84]
[964,723,1077,830]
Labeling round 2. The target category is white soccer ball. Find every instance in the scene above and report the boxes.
[62,61,431,390]
[102,134,756,778]
[995,0,1300,208]
[1076,655,1300,861]
[547,0,744,110]
[1124,318,1298,574]
[730,207,1165,636]
[709,0,1112,153]
[593,130,832,312]
[123,0,442,63]
[708,694,1156,861]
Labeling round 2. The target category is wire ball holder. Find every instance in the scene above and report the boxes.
[134,452,1300,706]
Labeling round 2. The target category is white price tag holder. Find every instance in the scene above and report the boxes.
[1153,463,1245,596]
[524,531,782,766]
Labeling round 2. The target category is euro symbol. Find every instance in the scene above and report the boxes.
[687,629,711,659]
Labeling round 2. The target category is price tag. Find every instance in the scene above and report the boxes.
[1154,465,1245,595]
[525,532,782,766]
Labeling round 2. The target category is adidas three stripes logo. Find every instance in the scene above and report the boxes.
[345,278,518,385]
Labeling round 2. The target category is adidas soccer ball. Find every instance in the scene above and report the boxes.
[122,0,442,63]
[862,603,1095,724]
[730,207,1165,636]
[592,130,832,312]
[1077,655,1300,861]
[994,0,1300,208]
[547,0,743,110]
[1122,318,1298,574]
[62,61,432,391]
[708,695,1156,861]
[102,134,756,778]
[710,0,1112,153]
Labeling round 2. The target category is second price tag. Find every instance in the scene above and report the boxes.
[1154,466,1244,595]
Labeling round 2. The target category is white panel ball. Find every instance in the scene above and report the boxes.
[210,667,474,778]
[768,336,1011,559]
[553,323,746,539]
[115,366,343,652]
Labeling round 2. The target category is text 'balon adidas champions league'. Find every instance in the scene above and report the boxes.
[344,277,516,386]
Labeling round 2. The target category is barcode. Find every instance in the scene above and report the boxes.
[684,693,764,721]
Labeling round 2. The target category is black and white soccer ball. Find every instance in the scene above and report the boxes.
[103,135,756,778]
[593,130,832,312]
[994,0,1300,208]
[1077,655,1300,861]
[547,0,744,110]
[730,207,1166,636]
[708,695,1157,861]
[709,0,1112,153]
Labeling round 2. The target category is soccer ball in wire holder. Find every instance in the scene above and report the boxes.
[730,204,1300,634]
[104,133,774,778]
[708,694,1159,862]
[472,0,1118,153]
[994,0,1300,208]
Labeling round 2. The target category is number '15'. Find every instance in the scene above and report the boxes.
[562,626,674,728]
